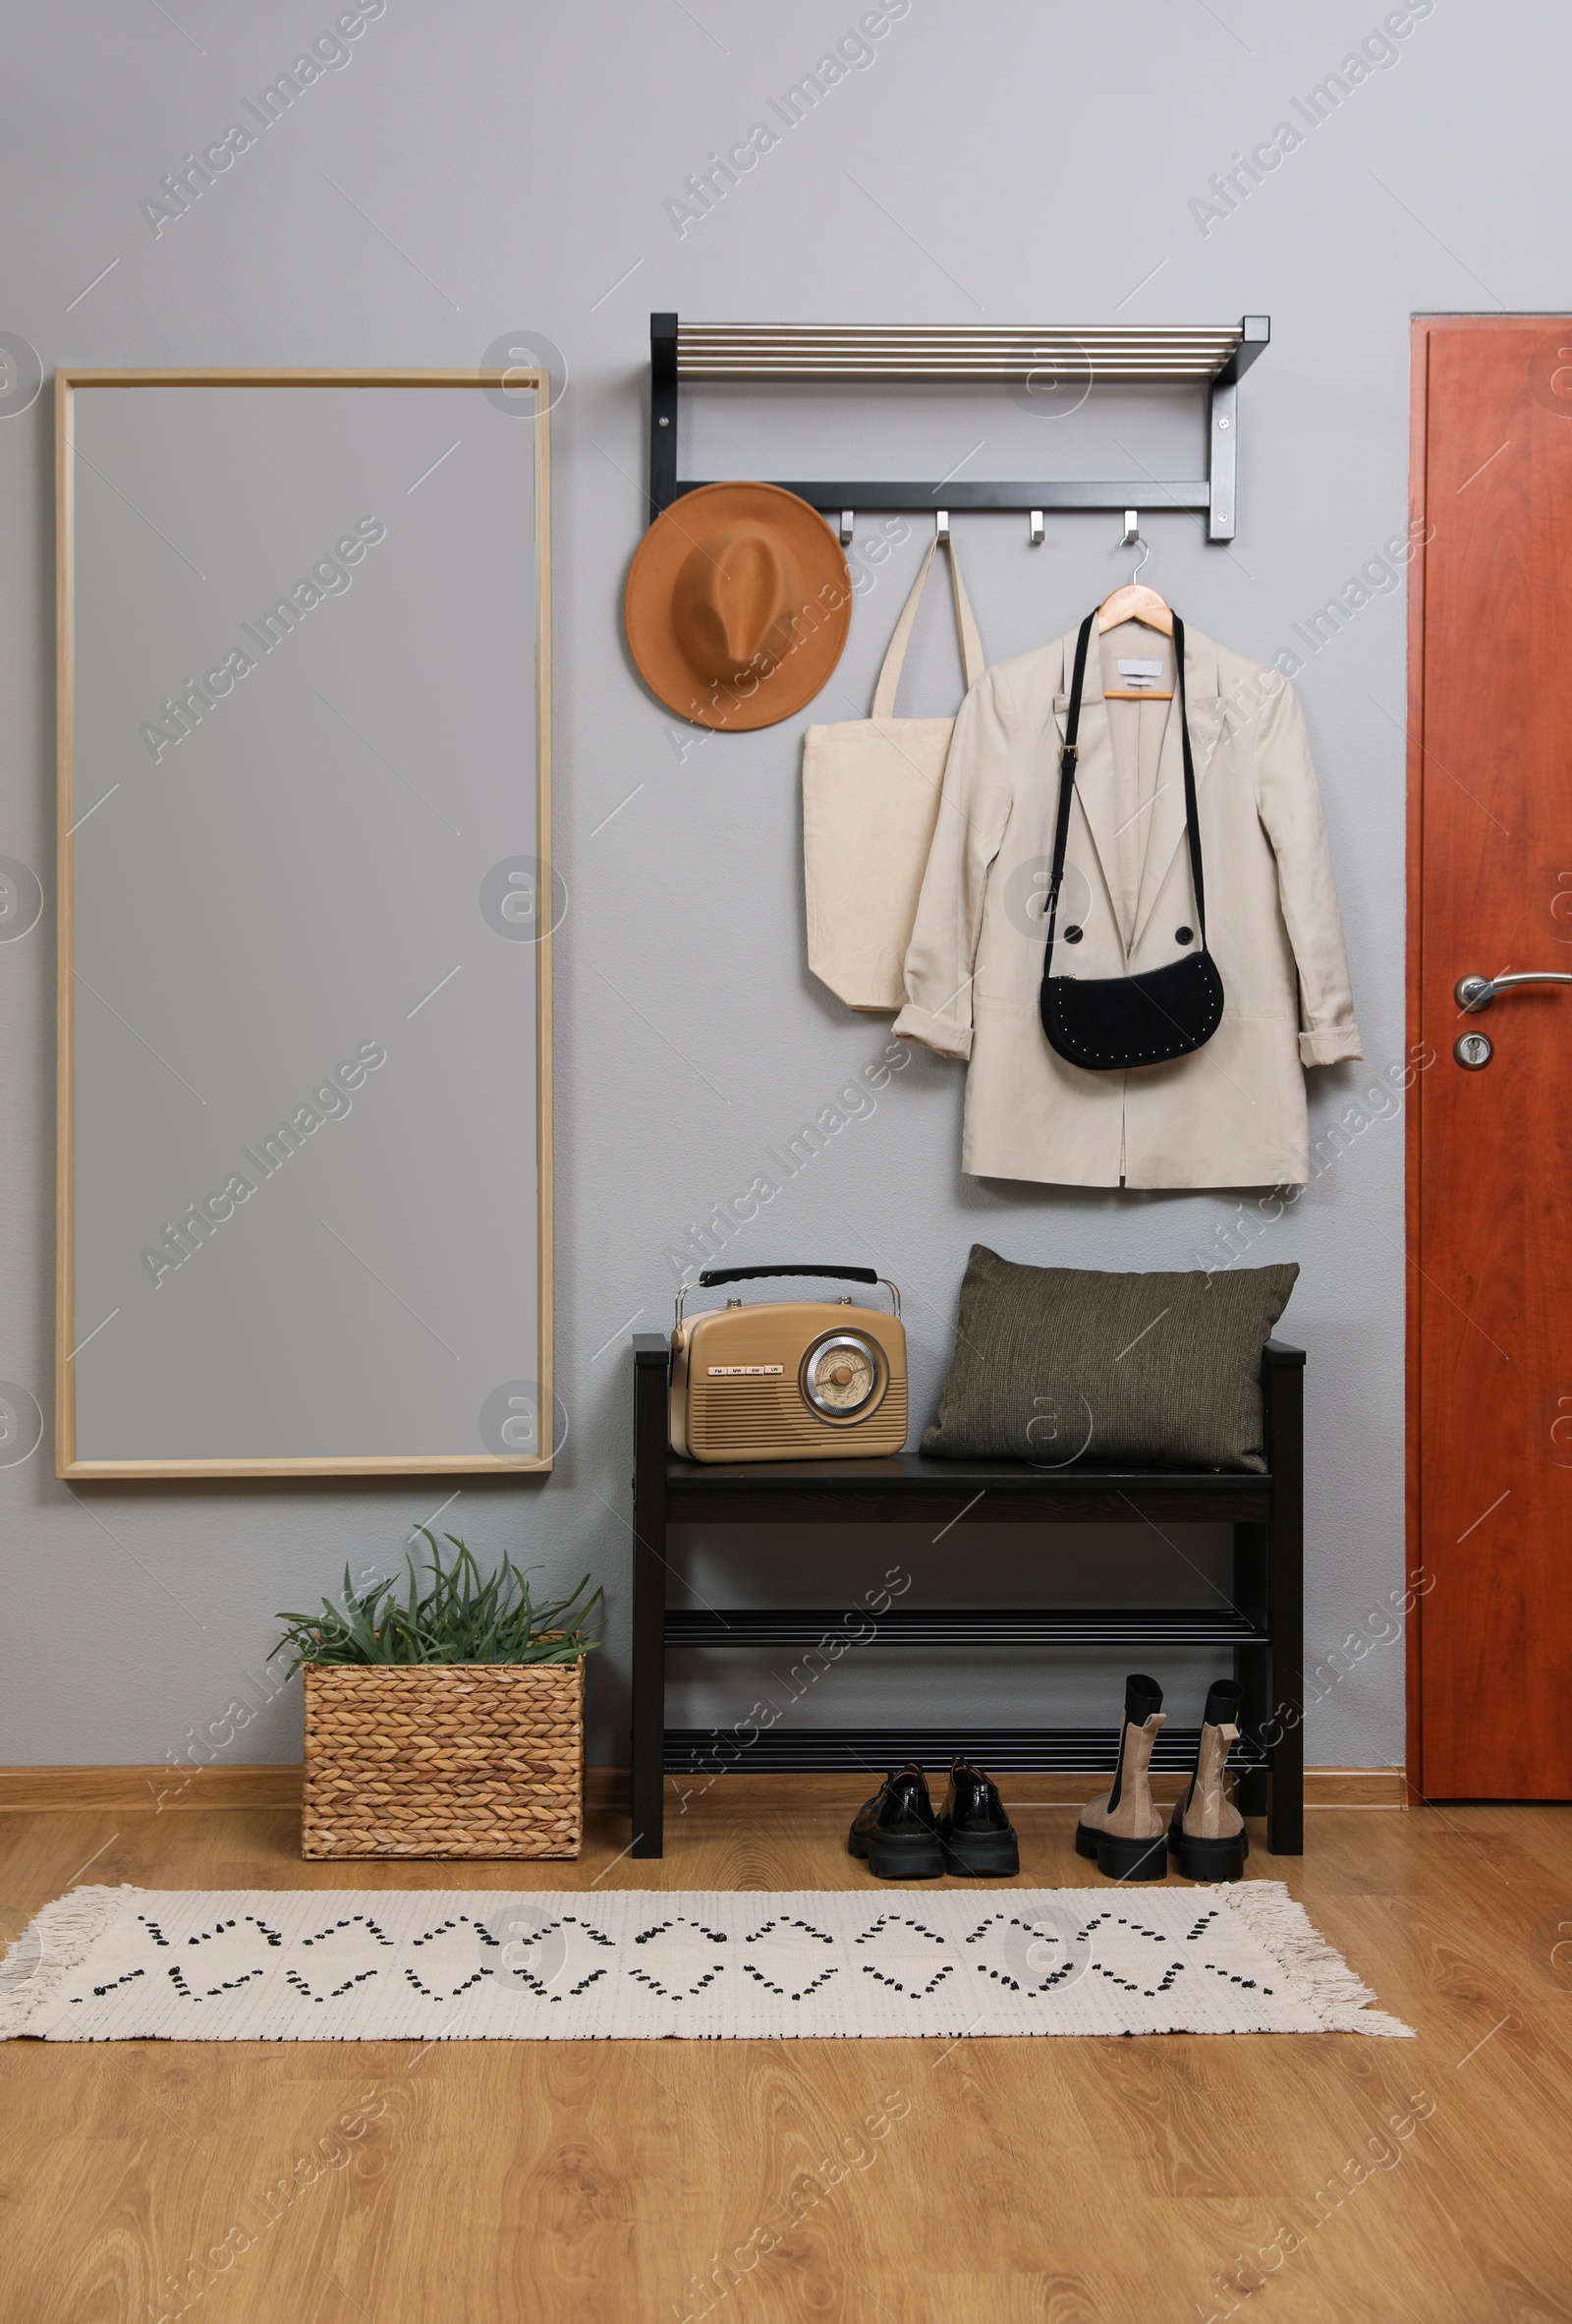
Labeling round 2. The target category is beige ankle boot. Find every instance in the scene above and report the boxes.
[1076,1675,1168,1882]
[1168,1680,1249,1882]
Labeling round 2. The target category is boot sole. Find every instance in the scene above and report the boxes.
[942,1833,1020,1877]
[1167,1824,1250,1883]
[1074,1822,1101,1859]
[848,1829,944,1880]
[1095,1831,1168,1883]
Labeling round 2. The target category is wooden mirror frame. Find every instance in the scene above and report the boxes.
[54,368,553,1478]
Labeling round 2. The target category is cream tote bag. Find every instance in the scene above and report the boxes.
[803,535,985,1012]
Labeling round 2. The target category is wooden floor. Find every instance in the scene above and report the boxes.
[2,1778,1570,2324]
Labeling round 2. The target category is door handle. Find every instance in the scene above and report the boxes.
[1455,971,1572,1012]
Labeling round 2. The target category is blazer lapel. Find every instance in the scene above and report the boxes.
[1130,624,1226,954]
[1050,627,1124,956]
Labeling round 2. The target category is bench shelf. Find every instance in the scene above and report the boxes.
[630,1336,1304,1858]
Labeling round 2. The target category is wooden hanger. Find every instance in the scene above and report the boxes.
[1097,516,1174,698]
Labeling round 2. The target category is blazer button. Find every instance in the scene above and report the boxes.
[1175,926,1194,944]
[1064,925,1083,943]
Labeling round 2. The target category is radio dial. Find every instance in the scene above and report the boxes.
[802,1331,883,1418]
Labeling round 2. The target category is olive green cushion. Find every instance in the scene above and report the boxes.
[923,1246,1298,1473]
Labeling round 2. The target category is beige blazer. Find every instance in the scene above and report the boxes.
[893,618,1362,1188]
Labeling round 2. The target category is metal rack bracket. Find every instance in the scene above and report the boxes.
[646,314,1269,542]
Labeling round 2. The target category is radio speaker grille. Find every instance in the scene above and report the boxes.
[689,1376,907,1458]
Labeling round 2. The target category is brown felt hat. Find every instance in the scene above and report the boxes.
[624,481,853,731]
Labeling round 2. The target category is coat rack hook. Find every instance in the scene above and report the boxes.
[935,509,950,543]
[838,510,854,545]
[1120,508,1140,547]
[1029,509,1044,546]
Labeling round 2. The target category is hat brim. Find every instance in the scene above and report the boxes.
[624,482,852,731]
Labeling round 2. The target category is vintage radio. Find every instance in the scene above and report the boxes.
[669,1264,908,1463]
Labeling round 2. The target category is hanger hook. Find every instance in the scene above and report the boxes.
[1119,509,1149,583]
[1130,533,1151,584]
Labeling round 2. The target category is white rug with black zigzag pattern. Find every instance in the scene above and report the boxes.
[0,1882,1413,2040]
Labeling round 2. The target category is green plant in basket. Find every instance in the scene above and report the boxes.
[273,1529,603,1674]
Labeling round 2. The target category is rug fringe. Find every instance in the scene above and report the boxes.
[1220,1879,1415,2036]
[0,1884,132,2038]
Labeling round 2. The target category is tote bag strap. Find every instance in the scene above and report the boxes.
[870,534,985,718]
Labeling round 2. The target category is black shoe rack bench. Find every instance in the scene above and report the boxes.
[630,1335,1304,1858]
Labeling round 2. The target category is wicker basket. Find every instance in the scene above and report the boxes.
[301,1660,585,1858]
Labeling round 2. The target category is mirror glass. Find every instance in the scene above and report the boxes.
[60,376,551,1474]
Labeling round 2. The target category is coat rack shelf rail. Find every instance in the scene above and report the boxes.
[647,313,1269,542]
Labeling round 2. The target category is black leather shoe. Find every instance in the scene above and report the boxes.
[848,1762,943,1880]
[938,1758,1020,1877]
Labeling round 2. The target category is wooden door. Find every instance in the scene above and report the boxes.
[1410,316,1572,1798]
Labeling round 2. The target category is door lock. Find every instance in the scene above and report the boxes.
[1454,1030,1492,1069]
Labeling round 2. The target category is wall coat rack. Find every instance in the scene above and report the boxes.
[646,313,1270,543]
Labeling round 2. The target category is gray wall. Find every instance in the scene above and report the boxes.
[0,0,1550,1775]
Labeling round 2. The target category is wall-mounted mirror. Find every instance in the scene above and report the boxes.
[56,369,552,1477]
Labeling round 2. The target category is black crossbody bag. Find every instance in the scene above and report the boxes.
[1038,609,1225,1071]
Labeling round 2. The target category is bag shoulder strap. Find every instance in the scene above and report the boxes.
[1171,612,1207,946]
[1044,611,1207,971]
[870,535,985,719]
[1042,613,1095,969]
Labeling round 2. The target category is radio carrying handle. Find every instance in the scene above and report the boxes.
[677,1264,900,1328]
[699,1264,875,1288]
